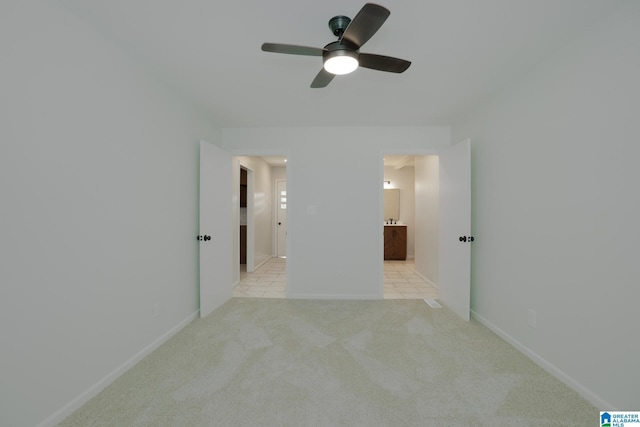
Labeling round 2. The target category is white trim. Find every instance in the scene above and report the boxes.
[38,310,200,427]
[253,256,271,271]
[247,167,255,272]
[471,309,616,411]
[238,163,255,273]
[232,158,241,284]
[378,152,385,297]
[412,269,439,290]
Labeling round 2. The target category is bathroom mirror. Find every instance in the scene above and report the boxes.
[384,189,400,220]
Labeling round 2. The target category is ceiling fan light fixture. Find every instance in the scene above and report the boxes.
[261,4,410,88]
[323,49,359,75]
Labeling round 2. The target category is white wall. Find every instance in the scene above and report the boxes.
[452,1,640,409]
[0,2,219,426]
[414,156,440,284]
[272,166,287,181]
[383,166,416,258]
[220,127,450,299]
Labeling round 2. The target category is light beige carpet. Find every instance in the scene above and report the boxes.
[59,298,595,426]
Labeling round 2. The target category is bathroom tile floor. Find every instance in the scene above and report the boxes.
[234,258,439,300]
[383,260,440,300]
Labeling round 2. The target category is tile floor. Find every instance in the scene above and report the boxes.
[234,258,439,300]
[383,260,439,300]
[234,257,287,298]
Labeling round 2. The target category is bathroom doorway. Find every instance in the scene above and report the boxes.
[381,139,472,320]
[382,155,440,300]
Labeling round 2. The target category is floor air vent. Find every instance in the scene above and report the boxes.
[424,298,442,308]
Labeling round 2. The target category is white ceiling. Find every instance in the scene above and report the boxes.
[261,156,287,167]
[384,155,414,169]
[251,154,410,168]
[59,0,617,128]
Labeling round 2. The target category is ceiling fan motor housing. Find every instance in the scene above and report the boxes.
[323,41,358,59]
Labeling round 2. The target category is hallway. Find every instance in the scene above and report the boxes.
[234,258,286,298]
[234,258,439,300]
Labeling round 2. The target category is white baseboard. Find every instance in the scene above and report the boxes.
[412,269,439,290]
[253,256,271,270]
[38,310,200,427]
[470,309,616,410]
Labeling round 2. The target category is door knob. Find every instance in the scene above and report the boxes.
[278,222,282,226]
[459,236,475,243]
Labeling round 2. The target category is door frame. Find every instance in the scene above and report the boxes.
[275,178,287,258]
[239,163,255,273]
[226,148,292,291]
[379,143,472,321]
[379,148,440,298]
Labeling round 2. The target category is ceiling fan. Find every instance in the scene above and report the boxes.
[261,3,411,88]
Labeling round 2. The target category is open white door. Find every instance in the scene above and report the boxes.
[438,139,471,320]
[199,140,232,317]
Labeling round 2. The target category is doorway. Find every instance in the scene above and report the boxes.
[382,155,440,300]
[239,166,251,272]
[381,140,472,320]
[232,155,288,298]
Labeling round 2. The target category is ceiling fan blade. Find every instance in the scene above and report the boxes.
[310,68,335,88]
[340,3,390,49]
[261,43,324,56]
[358,53,411,73]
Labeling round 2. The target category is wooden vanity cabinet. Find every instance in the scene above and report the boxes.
[384,225,407,260]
